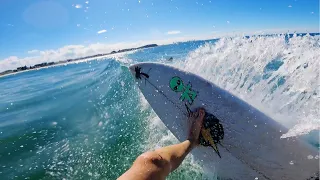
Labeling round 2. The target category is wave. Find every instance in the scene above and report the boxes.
[175,34,320,140]
[1,34,319,180]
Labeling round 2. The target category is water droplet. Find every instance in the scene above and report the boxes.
[289,160,294,165]
[255,177,259,180]
[307,155,313,159]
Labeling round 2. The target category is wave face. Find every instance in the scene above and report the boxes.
[0,34,319,179]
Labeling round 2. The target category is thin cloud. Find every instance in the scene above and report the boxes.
[167,30,181,35]
[97,29,107,34]
[75,4,82,8]
[27,50,39,54]
[288,5,292,8]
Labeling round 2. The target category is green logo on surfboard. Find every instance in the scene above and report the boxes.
[169,76,197,104]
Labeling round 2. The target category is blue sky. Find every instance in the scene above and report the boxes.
[0,0,319,70]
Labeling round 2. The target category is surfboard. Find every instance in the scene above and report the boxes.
[129,62,319,180]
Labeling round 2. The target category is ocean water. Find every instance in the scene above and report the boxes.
[0,34,319,180]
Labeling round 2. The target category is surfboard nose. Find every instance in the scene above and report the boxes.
[129,64,138,79]
[129,64,136,75]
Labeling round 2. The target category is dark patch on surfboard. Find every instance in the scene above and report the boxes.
[199,112,224,158]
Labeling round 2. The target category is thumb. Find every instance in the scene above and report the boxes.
[198,109,205,125]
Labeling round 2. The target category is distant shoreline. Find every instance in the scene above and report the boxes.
[0,44,158,77]
[2,32,319,78]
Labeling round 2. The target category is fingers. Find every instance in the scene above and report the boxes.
[188,108,206,147]
[195,108,205,120]
[188,108,205,118]
[197,109,205,127]
[198,108,205,118]
[188,111,197,118]
[194,111,199,118]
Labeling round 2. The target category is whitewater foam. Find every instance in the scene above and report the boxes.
[175,34,319,139]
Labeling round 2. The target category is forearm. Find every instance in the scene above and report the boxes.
[118,109,205,180]
[154,140,194,172]
[118,141,194,180]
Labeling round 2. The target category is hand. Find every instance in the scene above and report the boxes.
[187,108,205,147]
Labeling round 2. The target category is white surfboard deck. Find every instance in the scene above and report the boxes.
[129,62,319,180]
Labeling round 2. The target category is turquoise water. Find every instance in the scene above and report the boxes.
[0,34,319,179]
